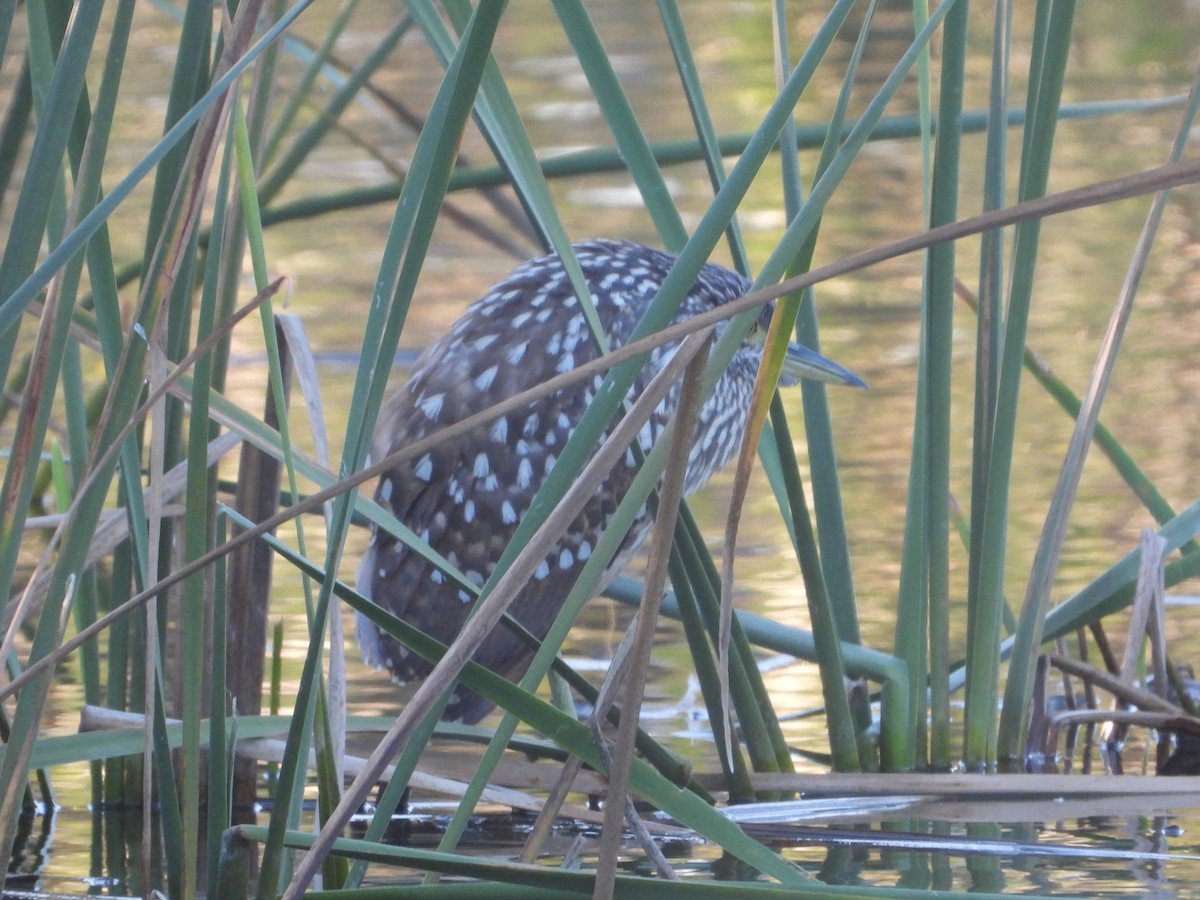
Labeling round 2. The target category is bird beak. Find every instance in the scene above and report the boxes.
[780,341,867,389]
[747,326,867,389]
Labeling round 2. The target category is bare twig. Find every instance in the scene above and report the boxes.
[592,338,711,894]
[8,152,1199,714]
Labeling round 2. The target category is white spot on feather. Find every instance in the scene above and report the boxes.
[418,393,444,421]
[475,365,499,392]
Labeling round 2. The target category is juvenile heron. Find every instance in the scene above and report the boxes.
[356,239,863,723]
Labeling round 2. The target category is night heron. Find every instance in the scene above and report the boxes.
[356,239,864,723]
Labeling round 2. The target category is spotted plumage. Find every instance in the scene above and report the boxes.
[356,239,860,723]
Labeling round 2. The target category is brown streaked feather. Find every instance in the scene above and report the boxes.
[356,239,760,723]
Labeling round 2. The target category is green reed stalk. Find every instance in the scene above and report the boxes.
[965,0,1075,769]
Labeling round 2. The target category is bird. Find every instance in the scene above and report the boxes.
[355,239,864,723]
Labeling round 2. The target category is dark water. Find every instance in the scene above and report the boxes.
[13,0,1200,894]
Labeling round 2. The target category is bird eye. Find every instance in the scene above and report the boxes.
[756,305,775,332]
